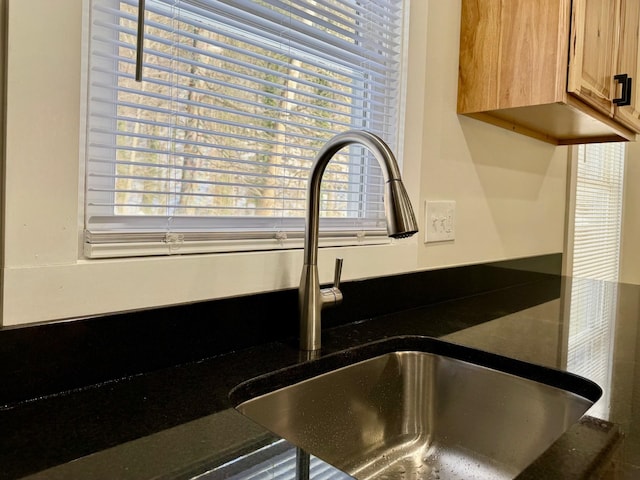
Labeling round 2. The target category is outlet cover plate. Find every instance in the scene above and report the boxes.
[425,200,455,243]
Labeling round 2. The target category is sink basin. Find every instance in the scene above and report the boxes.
[231,336,601,480]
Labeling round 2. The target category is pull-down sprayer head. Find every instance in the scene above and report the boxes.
[385,179,419,239]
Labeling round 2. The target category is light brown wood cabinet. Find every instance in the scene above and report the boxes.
[613,0,640,131]
[457,0,640,145]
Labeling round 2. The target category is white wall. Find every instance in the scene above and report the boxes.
[0,0,568,326]
[415,1,568,270]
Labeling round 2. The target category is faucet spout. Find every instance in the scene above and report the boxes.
[299,130,418,351]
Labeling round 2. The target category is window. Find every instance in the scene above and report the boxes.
[567,142,626,419]
[84,0,406,257]
[570,143,625,282]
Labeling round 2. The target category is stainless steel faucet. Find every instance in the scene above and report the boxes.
[299,130,419,351]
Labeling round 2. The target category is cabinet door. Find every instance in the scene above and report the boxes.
[568,0,619,116]
[613,0,640,132]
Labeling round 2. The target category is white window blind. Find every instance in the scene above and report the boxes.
[567,142,625,420]
[571,143,625,281]
[84,0,406,258]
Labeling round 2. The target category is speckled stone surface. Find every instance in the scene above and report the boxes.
[1,262,636,479]
[516,416,623,480]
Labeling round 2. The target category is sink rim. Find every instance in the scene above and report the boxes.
[229,335,602,407]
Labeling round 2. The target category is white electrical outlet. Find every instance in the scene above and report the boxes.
[425,201,455,243]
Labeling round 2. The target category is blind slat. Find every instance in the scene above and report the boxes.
[90,93,391,153]
[126,0,399,73]
[89,156,385,182]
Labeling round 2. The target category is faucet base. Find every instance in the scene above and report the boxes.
[298,264,323,351]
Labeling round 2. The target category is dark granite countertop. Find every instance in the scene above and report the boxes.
[1,268,637,479]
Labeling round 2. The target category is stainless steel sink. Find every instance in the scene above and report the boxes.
[231,337,601,480]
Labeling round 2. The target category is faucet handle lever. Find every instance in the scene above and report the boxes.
[333,257,343,289]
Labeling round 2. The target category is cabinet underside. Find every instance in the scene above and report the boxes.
[462,100,636,145]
